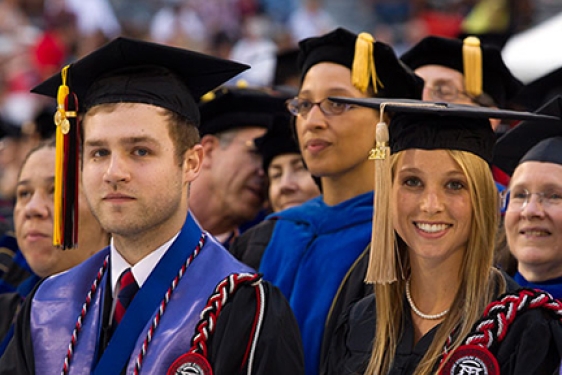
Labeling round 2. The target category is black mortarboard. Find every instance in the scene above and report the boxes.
[297,27,423,99]
[514,67,562,111]
[330,97,558,163]
[198,86,291,136]
[31,37,249,126]
[254,112,299,171]
[327,96,560,284]
[400,36,522,108]
[493,95,562,176]
[0,116,22,139]
[273,48,300,87]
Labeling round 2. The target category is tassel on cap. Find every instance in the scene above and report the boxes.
[365,104,397,284]
[53,65,80,249]
[352,32,383,94]
[462,36,483,98]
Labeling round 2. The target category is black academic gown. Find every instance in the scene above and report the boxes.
[0,277,305,375]
[325,276,562,375]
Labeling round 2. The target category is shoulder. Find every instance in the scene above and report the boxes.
[230,220,278,269]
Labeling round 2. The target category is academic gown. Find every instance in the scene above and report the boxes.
[0,216,304,375]
[514,272,562,300]
[325,276,562,375]
[259,191,374,375]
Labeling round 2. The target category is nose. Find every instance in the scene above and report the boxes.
[420,190,444,214]
[520,194,546,219]
[300,104,328,131]
[103,154,130,185]
[25,191,51,219]
[278,172,298,194]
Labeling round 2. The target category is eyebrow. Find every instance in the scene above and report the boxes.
[84,136,160,148]
[16,176,55,187]
[397,167,465,177]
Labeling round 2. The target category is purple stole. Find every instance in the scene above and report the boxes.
[30,233,252,374]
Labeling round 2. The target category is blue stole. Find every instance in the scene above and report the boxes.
[259,191,373,375]
[30,213,253,375]
[514,272,562,300]
[94,213,202,374]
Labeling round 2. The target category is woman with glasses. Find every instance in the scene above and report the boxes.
[494,96,562,299]
[248,27,423,375]
[323,97,562,375]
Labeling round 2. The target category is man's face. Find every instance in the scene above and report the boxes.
[207,127,267,223]
[415,65,475,106]
[81,103,197,242]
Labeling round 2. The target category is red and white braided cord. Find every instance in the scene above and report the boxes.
[190,273,262,358]
[134,233,206,375]
[62,255,109,375]
[465,289,562,349]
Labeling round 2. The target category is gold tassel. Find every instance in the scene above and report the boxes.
[462,36,483,98]
[365,105,397,284]
[53,65,70,247]
[352,32,384,94]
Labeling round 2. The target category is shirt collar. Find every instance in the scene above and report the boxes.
[110,232,180,294]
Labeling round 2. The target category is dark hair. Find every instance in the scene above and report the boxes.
[163,109,200,164]
[18,136,57,180]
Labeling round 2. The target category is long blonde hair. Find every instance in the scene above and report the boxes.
[365,149,506,375]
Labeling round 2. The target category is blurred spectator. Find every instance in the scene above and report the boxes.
[0,105,57,230]
[260,0,297,24]
[149,0,208,51]
[192,0,242,40]
[207,30,236,59]
[32,10,77,81]
[229,15,277,86]
[287,0,336,44]
[44,0,121,56]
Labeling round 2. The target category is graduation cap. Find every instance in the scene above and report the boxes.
[31,37,249,125]
[515,66,562,111]
[273,48,300,88]
[0,115,22,139]
[198,86,291,137]
[30,37,248,249]
[493,95,562,177]
[297,27,423,99]
[254,112,299,171]
[400,36,522,107]
[328,96,561,284]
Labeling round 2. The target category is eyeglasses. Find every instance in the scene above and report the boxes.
[425,83,497,108]
[501,188,562,212]
[286,97,356,119]
[425,83,473,103]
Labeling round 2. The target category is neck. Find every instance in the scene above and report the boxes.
[321,159,374,206]
[518,264,562,284]
[189,178,240,236]
[113,208,187,265]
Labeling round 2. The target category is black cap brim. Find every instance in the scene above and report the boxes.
[329,97,560,163]
[328,97,560,122]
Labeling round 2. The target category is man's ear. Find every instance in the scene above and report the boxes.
[199,134,219,169]
[183,144,204,183]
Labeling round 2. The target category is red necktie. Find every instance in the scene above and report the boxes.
[113,268,139,325]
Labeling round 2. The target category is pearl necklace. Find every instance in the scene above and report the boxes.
[405,277,449,320]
